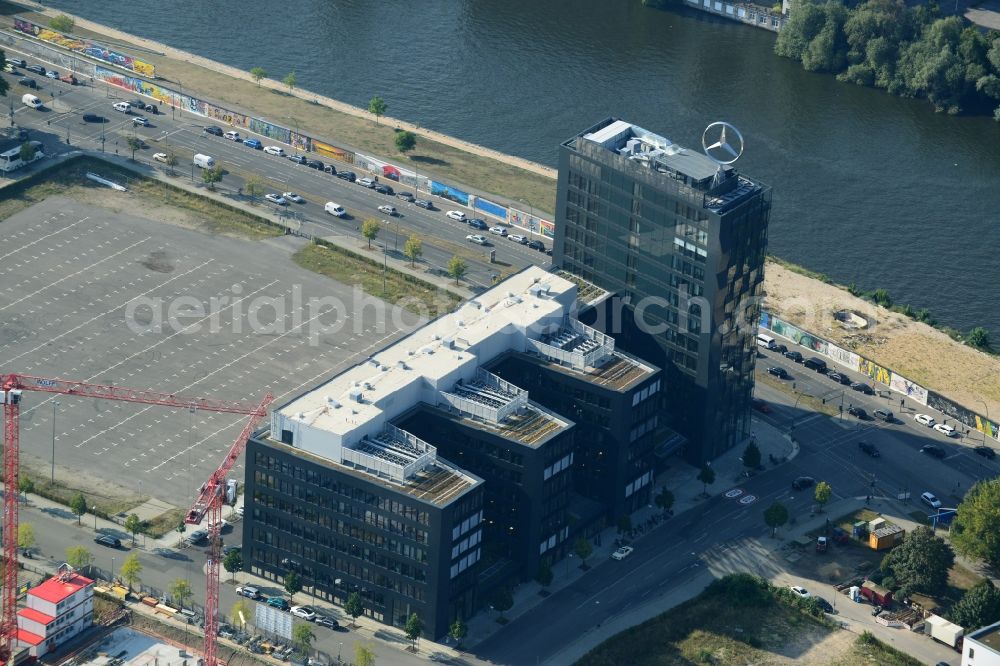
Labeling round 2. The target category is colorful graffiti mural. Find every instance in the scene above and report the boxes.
[928,392,1000,442]
[474,196,507,220]
[509,208,554,238]
[431,181,470,206]
[858,358,891,386]
[888,373,928,406]
[313,140,355,164]
[95,66,181,110]
[825,343,860,372]
[769,317,828,354]
[15,17,155,77]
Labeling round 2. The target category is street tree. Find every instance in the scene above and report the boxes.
[574,537,593,568]
[742,440,761,469]
[245,175,265,202]
[535,563,553,589]
[70,493,87,525]
[250,66,268,87]
[18,523,35,551]
[655,487,675,514]
[18,476,34,500]
[169,578,193,609]
[403,612,423,650]
[763,502,789,537]
[345,591,364,627]
[395,130,417,154]
[697,464,716,496]
[126,136,143,161]
[283,570,302,602]
[223,549,243,581]
[403,234,423,266]
[617,515,632,534]
[968,327,992,351]
[951,478,1000,567]
[124,514,143,545]
[49,14,74,32]
[492,587,514,620]
[292,622,315,653]
[230,599,252,628]
[283,71,297,94]
[814,481,832,511]
[201,165,224,190]
[361,218,381,249]
[880,526,954,596]
[354,643,376,666]
[19,142,35,164]
[949,579,1000,631]
[165,153,178,175]
[65,546,93,573]
[448,618,468,647]
[447,255,468,284]
[368,96,387,125]
[119,552,143,590]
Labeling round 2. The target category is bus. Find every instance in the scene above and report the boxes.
[756,332,778,350]
[0,142,44,174]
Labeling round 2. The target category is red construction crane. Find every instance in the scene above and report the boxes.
[0,373,271,666]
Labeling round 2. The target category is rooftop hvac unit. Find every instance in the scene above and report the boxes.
[296,412,306,420]
[421,346,434,355]
[529,285,542,297]
[326,396,341,409]
[442,338,455,349]
[348,388,363,403]
[397,361,408,370]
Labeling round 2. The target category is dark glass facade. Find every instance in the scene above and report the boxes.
[554,118,771,463]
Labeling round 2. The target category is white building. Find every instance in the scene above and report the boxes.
[16,567,94,657]
[964,619,1000,666]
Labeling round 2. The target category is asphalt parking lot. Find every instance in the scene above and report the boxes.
[1,196,409,504]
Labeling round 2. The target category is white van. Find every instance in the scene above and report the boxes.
[21,94,42,109]
[756,333,777,350]
[324,202,346,217]
[193,154,215,169]
[112,101,131,114]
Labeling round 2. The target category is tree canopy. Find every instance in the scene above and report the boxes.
[361,218,381,249]
[447,255,468,284]
[403,234,423,266]
[345,591,364,626]
[697,464,716,493]
[70,493,88,524]
[283,570,302,600]
[65,546,93,572]
[880,525,954,596]
[250,66,267,86]
[814,481,832,508]
[949,579,1000,631]
[49,14,74,32]
[170,579,193,608]
[292,622,315,653]
[742,441,761,469]
[395,130,417,154]
[120,553,143,590]
[368,96,387,124]
[404,612,424,648]
[951,478,1000,567]
[763,502,789,537]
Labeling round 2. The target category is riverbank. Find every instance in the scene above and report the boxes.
[3,1,998,423]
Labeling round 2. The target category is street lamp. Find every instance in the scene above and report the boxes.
[111,557,115,580]
[51,400,60,483]
[976,399,991,445]
[337,642,343,665]
[93,506,98,531]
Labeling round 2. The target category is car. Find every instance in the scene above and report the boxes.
[447,210,467,222]
[236,586,261,600]
[315,616,339,629]
[921,444,946,459]
[287,154,308,165]
[792,476,815,490]
[357,177,375,188]
[324,202,346,217]
[828,372,850,385]
[414,199,434,210]
[751,398,772,414]
[263,145,285,156]
[132,116,149,127]
[222,545,240,556]
[307,159,324,170]
[223,130,241,141]
[848,406,868,420]
[282,192,305,204]
[45,70,59,79]
[18,77,37,89]
[933,423,956,437]
[466,234,488,245]
[509,234,528,244]
[265,193,288,205]
[873,409,894,422]
[153,152,169,163]
[26,64,45,75]
[815,597,834,613]
[974,445,996,459]
[851,382,875,395]
[468,218,488,230]
[94,534,121,548]
[266,597,290,611]
[126,99,146,109]
[789,586,811,599]
[914,413,936,426]
[8,58,26,68]
[858,441,880,457]
[204,126,224,136]
[489,226,508,236]
[397,192,415,202]
[766,367,788,379]
[235,506,244,517]
[82,113,105,123]
[290,606,317,621]
[378,204,397,216]
[336,170,356,182]
[527,239,546,251]
[374,184,394,195]
[112,101,132,114]
[775,344,789,354]
[921,491,942,509]
[186,529,209,544]
[611,545,634,560]
[209,519,232,531]
[243,138,263,150]
[784,350,803,362]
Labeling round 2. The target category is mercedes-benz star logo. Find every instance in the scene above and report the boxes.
[702,121,744,165]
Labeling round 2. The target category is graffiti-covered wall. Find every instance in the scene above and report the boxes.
[509,208,554,238]
[14,16,155,77]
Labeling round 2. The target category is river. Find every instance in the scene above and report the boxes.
[36,0,1000,335]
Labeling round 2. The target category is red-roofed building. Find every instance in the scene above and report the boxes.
[16,567,94,657]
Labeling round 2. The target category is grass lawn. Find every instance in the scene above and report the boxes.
[827,632,923,666]
[757,371,840,418]
[23,472,140,521]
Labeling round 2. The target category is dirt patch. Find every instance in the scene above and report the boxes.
[784,542,882,586]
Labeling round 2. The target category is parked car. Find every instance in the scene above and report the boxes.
[466,234,489,245]
[815,597,834,613]
[873,409,894,423]
[94,534,121,548]
[263,145,285,156]
[265,193,288,205]
[8,58,26,68]
[336,170,356,182]
[266,597,290,611]
[792,476,815,491]
[933,423,956,437]
[132,116,149,127]
[397,192,415,202]
[914,413,936,426]
[324,202,346,217]
[45,70,59,79]
[766,367,788,379]
[751,398,772,414]
[775,343,789,354]
[921,444,946,459]
[307,159,324,170]
[186,529,209,544]
[973,446,996,459]
[611,545,634,560]
[59,74,78,85]
[82,113,105,123]
[509,234,528,244]
[112,101,132,114]
[153,152,169,163]
[282,192,305,204]
[488,226,508,237]
[784,350,803,363]
[223,130,241,141]
[204,126,224,136]
[18,77,36,89]
[851,382,875,395]
[858,441,880,457]
[921,491,942,509]
[287,154,308,165]
[527,239,546,251]
[315,616,339,629]
[290,606,317,621]
[377,204,397,216]
[243,138,263,150]
[848,406,868,420]
[414,199,434,210]
[374,184,394,195]
[789,586,811,599]
[468,218,488,230]
[828,372,851,385]
[222,545,240,556]
[447,210,467,222]
[236,586,262,600]
[357,177,375,188]
[26,64,45,75]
